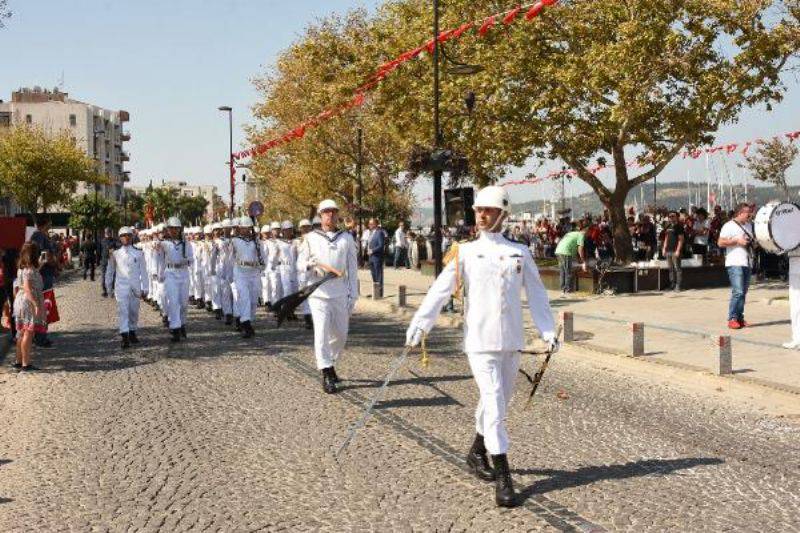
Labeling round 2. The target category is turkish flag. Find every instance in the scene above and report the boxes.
[43,289,60,324]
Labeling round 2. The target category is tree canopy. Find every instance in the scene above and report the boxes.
[742,137,799,201]
[0,125,104,216]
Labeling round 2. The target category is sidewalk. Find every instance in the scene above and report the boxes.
[359,266,800,393]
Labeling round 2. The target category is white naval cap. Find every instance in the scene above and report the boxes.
[281,220,294,230]
[270,221,281,230]
[166,216,182,228]
[221,218,232,228]
[317,199,339,213]
[211,222,222,231]
[312,216,321,225]
[118,226,133,236]
[298,219,311,228]
[238,217,254,228]
[473,186,510,212]
[261,224,271,233]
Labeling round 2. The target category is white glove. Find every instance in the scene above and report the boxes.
[406,325,424,347]
[542,332,560,354]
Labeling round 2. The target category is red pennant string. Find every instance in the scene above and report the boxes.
[503,6,523,25]
[478,15,496,36]
[525,2,546,20]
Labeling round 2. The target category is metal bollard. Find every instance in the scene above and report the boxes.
[372,282,383,300]
[631,322,645,356]
[718,335,732,375]
[397,285,407,307]
[560,311,574,342]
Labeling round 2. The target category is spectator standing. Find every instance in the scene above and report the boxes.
[393,221,409,269]
[554,224,587,295]
[81,234,99,281]
[367,218,385,291]
[13,243,46,371]
[718,203,755,329]
[661,211,685,292]
[0,247,18,342]
[709,205,726,255]
[99,227,118,297]
[692,208,710,257]
[29,216,56,348]
[360,224,373,267]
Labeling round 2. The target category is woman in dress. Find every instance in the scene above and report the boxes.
[13,243,46,371]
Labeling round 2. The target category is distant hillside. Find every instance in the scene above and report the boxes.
[412,182,799,226]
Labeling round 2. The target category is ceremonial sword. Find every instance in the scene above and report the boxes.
[519,325,563,409]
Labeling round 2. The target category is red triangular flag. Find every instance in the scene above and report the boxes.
[478,15,495,36]
[502,6,522,25]
[525,1,545,20]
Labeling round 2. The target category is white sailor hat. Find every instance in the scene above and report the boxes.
[281,220,294,230]
[238,217,254,228]
[221,218,232,228]
[166,216,182,228]
[211,222,222,231]
[270,221,281,230]
[317,199,339,213]
[261,224,271,233]
[118,226,133,236]
[298,219,311,228]
[312,216,321,225]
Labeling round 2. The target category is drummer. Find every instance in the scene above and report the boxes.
[718,203,755,330]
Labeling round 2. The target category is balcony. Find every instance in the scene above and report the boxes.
[119,110,130,122]
[121,131,131,142]
[120,151,130,162]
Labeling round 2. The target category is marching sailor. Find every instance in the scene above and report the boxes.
[152,224,167,323]
[405,186,557,508]
[296,219,314,329]
[276,220,298,320]
[200,225,215,313]
[230,217,264,338]
[160,217,194,342]
[105,226,148,349]
[784,248,800,350]
[259,224,273,308]
[265,221,283,310]
[214,219,235,325]
[297,199,359,394]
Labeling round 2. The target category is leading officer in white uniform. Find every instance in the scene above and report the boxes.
[105,226,148,349]
[405,186,557,508]
[297,199,359,394]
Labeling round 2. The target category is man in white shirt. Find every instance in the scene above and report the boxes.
[718,203,755,330]
[405,186,557,508]
[393,221,409,269]
[105,226,147,349]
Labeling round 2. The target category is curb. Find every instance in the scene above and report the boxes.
[359,293,800,398]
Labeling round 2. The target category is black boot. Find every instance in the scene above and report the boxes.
[162,315,169,328]
[196,300,205,310]
[466,434,495,482]
[170,329,181,343]
[129,330,140,344]
[322,367,337,394]
[491,454,517,508]
[121,332,131,350]
[234,318,242,331]
[304,314,313,330]
[206,302,213,312]
[241,321,254,338]
[225,314,233,326]
[180,326,187,339]
[215,309,223,320]
[189,296,195,304]
[265,302,274,312]
[331,367,341,383]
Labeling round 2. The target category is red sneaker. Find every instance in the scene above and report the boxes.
[728,319,742,330]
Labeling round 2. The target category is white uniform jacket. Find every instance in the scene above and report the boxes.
[159,239,194,277]
[297,229,358,300]
[231,237,264,271]
[106,245,148,297]
[410,231,555,352]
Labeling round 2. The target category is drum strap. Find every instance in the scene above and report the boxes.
[734,221,756,260]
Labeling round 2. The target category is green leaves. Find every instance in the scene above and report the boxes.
[742,138,799,201]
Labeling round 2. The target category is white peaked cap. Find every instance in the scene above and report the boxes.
[317,199,339,213]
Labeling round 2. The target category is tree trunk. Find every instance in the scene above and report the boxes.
[607,195,634,264]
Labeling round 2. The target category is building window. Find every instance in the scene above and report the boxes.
[25,114,32,124]
[69,114,77,127]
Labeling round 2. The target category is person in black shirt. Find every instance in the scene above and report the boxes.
[99,228,119,297]
[80,234,99,281]
[661,211,685,291]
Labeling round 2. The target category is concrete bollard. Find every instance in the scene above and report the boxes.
[397,285,407,307]
[372,282,383,300]
[718,336,732,375]
[560,311,574,342]
[631,322,645,356]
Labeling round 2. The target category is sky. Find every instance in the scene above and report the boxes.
[2,0,799,211]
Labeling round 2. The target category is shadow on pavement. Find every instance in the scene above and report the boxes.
[516,457,724,500]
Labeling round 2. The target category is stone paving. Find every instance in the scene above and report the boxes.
[0,270,798,531]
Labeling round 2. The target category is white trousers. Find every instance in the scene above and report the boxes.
[297,272,310,315]
[268,270,282,304]
[114,287,141,334]
[231,281,239,318]
[309,296,350,370]
[164,270,190,329]
[192,269,204,301]
[467,351,521,455]
[261,271,271,304]
[790,274,800,344]
[234,269,262,322]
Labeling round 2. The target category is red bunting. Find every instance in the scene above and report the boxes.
[234,1,561,160]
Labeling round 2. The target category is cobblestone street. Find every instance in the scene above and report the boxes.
[1,272,799,532]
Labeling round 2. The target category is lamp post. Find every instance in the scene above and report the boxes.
[356,128,364,264]
[218,106,234,218]
[92,128,105,241]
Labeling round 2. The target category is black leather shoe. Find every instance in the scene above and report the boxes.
[162,316,170,328]
[170,329,181,343]
[331,367,341,383]
[322,367,337,394]
[304,314,313,330]
[121,332,131,350]
[129,331,140,344]
[225,314,233,326]
[215,309,223,320]
[466,434,495,482]
[205,302,213,312]
[491,454,517,507]
[180,326,187,339]
[234,318,242,332]
[241,321,254,338]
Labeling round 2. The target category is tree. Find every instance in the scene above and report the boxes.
[742,138,798,201]
[0,125,104,217]
[175,194,209,224]
[371,0,800,262]
[68,194,121,236]
[0,0,11,28]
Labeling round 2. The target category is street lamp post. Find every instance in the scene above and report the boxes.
[432,0,444,276]
[218,106,234,218]
[92,128,105,241]
[356,128,364,263]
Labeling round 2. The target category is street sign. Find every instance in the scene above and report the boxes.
[248,201,264,218]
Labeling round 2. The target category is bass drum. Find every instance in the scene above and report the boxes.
[754,201,800,254]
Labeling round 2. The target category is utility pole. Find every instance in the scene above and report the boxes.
[432,0,444,276]
[356,127,364,262]
[218,106,234,217]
